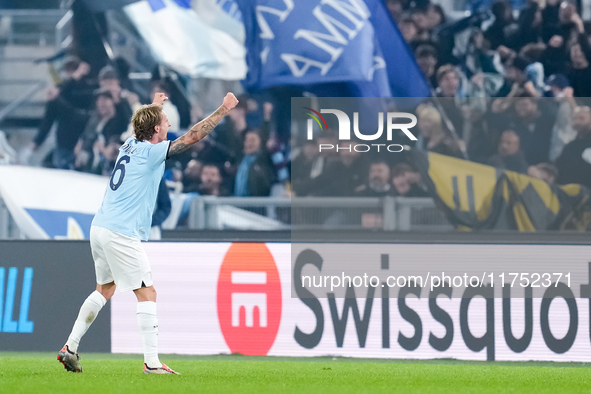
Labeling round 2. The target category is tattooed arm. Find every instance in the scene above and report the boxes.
[168,93,239,157]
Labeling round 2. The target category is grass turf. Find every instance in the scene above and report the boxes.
[0,353,590,393]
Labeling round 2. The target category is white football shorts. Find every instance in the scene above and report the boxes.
[90,225,153,292]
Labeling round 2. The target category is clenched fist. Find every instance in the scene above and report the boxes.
[222,93,239,111]
[152,92,168,106]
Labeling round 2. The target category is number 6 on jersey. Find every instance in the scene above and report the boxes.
[110,155,131,191]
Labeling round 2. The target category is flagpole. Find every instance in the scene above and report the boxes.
[429,88,469,160]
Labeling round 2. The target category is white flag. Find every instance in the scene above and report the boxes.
[0,166,107,239]
[124,0,246,80]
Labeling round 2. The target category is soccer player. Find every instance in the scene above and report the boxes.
[57,92,239,374]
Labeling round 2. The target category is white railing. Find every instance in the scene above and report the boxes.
[189,196,452,231]
[0,195,452,239]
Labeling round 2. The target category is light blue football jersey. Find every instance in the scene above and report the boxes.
[92,137,170,241]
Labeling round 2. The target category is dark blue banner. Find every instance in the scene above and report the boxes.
[236,0,430,97]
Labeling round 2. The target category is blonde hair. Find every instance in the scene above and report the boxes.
[417,105,442,126]
[131,104,163,142]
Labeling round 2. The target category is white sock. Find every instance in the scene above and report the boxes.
[137,301,162,368]
[66,290,107,353]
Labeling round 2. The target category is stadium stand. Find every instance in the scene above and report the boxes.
[1,0,591,236]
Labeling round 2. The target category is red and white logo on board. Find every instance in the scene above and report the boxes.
[217,243,282,356]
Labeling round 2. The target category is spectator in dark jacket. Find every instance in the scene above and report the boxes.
[488,130,529,173]
[541,0,561,43]
[74,90,128,172]
[234,130,275,197]
[92,135,122,176]
[204,96,249,168]
[182,159,203,193]
[32,60,96,169]
[391,163,429,197]
[416,105,464,159]
[97,66,133,134]
[355,161,394,197]
[568,39,591,98]
[291,139,328,197]
[313,141,367,197]
[415,44,439,87]
[198,164,228,197]
[510,97,556,165]
[515,2,543,49]
[555,106,591,187]
[434,65,465,140]
[483,0,517,49]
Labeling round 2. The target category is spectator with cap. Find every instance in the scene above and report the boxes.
[555,106,591,188]
[547,73,573,98]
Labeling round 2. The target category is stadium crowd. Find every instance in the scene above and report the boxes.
[29,57,289,199]
[295,0,591,196]
[26,0,591,203]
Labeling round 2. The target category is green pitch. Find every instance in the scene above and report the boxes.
[1,353,590,393]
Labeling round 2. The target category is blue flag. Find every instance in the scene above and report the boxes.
[235,0,430,97]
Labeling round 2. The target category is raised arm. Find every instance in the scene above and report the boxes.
[168,93,239,156]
